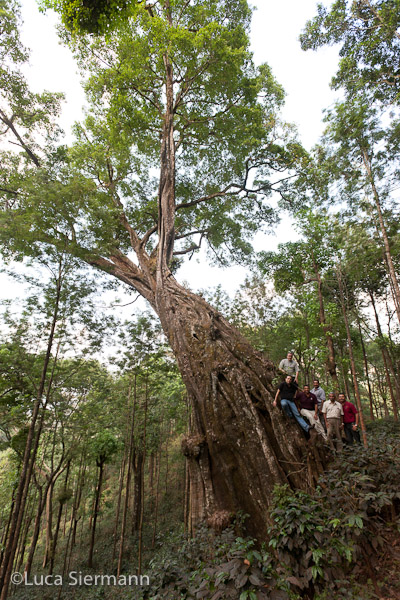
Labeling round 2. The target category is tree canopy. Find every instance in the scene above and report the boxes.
[300,0,400,104]
[1,0,302,287]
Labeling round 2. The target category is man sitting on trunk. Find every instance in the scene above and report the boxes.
[273,375,314,437]
[297,384,327,441]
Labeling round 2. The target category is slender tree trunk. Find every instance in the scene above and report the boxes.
[71,459,86,548]
[164,432,169,496]
[338,345,352,400]
[49,460,71,575]
[88,460,104,569]
[369,291,399,420]
[152,449,161,549]
[357,319,375,420]
[24,484,46,580]
[15,495,35,575]
[183,457,190,536]
[149,454,154,497]
[336,266,367,447]
[42,480,56,569]
[376,370,390,417]
[311,251,339,388]
[112,452,128,563]
[112,390,132,563]
[57,527,72,600]
[117,379,136,578]
[138,375,148,576]
[0,486,16,566]
[132,450,144,533]
[361,147,400,326]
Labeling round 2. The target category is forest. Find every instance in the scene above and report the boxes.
[0,0,399,599]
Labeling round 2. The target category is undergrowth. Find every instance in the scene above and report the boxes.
[143,418,400,600]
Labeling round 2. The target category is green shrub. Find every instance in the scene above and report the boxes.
[143,523,292,600]
[267,421,400,598]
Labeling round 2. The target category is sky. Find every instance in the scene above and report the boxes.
[6,0,340,308]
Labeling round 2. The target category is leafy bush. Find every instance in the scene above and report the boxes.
[143,523,292,600]
[267,419,400,598]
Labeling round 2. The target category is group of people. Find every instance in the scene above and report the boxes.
[273,352,361,451]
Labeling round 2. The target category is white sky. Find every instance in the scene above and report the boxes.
[5,0,340,308]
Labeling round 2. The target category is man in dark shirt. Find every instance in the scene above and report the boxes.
[297,384,327,441]
[338,393,361,445]
[273,375,313,436]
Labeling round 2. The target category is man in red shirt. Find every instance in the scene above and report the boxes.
[338,393,361,445]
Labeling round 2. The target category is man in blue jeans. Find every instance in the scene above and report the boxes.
[273,375,314,436]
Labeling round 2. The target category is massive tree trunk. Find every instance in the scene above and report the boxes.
[154,276,328,539]
[92,249,330,540]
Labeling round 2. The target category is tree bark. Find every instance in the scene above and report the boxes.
[71,459,86,548]
[23,484,45,581]
[42,479,55,569]
[15,497,34,574]
[132,450,144,533]
[338,344,353,401]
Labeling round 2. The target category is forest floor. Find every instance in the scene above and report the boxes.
[370,527,400,600]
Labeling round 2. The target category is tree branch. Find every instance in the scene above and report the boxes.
[173,231,206,257]
[0,109,41,167]
[175,228,208,240]
[140,224,158,248]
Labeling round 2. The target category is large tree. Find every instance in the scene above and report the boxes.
[0,0,326,548]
